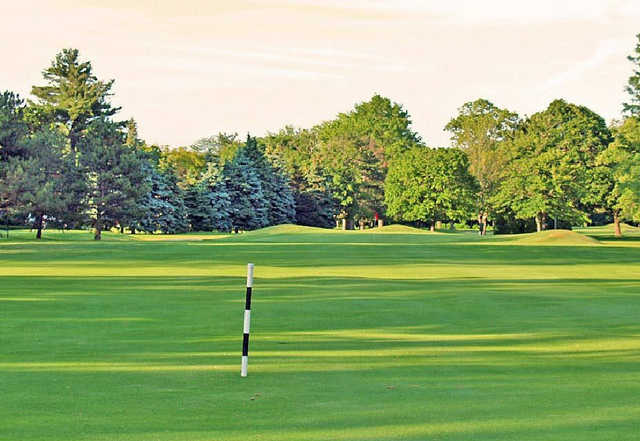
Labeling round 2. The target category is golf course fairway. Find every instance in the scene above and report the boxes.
[1,224,640,440]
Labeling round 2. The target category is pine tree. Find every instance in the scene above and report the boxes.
[78,119,148,240]
[4,129,73,238]
[0,91,28,159]
[31,49,119,151]
[125,118,141,148]
[624,34,640,117]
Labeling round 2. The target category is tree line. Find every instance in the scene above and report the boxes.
[1,35,640,239]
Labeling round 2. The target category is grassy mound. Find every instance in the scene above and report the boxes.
[242,223,330,236]
[515,229,600,245]
[608,222,640,234]
[370,224,426,233]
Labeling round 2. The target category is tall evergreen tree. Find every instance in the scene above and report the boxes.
[223,146,268,231]
[624,33,640,117]
[0,91,28,159]
[0,128,78,239]
[125,118,141,148]
[31,48,119,151]
[135,166,189,235]
[242,135,295,225]
[78,119,147,240]
[185,163,232,232]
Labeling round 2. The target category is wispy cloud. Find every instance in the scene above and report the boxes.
[283,0,640,24]
[536,39,628,92]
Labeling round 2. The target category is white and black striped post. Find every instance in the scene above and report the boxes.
[241,263,254,377]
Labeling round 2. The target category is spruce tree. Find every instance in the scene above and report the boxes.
[269,170,296,225]
[136,166,189,234]
[223,146,268,231]
[242,135,295,225]
[186,163,232,232]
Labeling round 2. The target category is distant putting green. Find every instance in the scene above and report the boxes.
[2,225,640,440]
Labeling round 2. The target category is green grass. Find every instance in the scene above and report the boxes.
[2,225,640,440]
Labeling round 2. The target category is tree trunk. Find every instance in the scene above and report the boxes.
[430,220,435,232]
[120,225,125,234]
[35,214,43,240]
[613,212,622,238]
[481,213,488,236]
[449,221,455,230]
[341,218,346,230]
[94,216,102,241]
[535,214,542,232]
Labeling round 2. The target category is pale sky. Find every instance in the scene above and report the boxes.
[2,0,639,147]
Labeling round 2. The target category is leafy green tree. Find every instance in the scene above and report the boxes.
[445,99,519,234]
[31,48,119,151]
[262,127,336,227]
[385,147,477,230]
[160,146,206,188]
[313,134,386,228]
[319,94,421,163]
[262,126,317,188]
[78,119,148,240]
[494,100,611,231]
[624,33,640,117]
[593,117,640,236]
[192,132,242,164]
[257,96,417,228]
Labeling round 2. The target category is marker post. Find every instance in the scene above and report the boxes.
[241,263,254,377]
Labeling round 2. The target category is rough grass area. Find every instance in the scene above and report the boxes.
[2,225,640,440]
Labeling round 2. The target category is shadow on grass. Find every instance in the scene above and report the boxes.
[3,274,640,440]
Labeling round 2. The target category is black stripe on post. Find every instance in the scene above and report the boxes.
[242,333,250,356]
[245,287,252,310]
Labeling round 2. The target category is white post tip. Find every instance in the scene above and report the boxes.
[247,263,254,288]
[241,356,248,377]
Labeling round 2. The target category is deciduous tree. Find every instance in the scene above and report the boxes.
[445,99,519,234]
[385,147,477,230]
